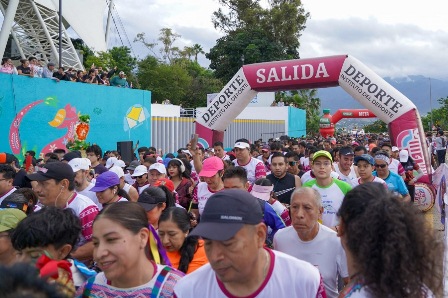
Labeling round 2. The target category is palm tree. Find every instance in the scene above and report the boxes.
[192,44,205,63]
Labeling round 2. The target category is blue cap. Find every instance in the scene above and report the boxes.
[90,171,119,192]
[354,154,374,166]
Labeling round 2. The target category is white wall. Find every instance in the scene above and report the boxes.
[151,104,180,117]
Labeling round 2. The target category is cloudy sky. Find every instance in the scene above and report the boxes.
[107,0,448,80]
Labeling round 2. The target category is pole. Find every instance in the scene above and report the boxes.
[429,77,433,130]
[58,0,62,68]
[0,0,20,59]
[105,0,114,48]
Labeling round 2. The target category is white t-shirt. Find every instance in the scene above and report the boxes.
[174,249,325,298]
[301,170,339,184]
[233,157,267,185]
[388,158,404,176]
[352,176,387,188]
[333,164,358,187]
[76,183,100,209]
[300,156,310,171]
[193,182,220,215]
[302,179,352,228]
[66,193,99,247]
[274,224,348,298]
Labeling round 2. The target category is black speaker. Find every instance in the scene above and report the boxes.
[117,141,133,164]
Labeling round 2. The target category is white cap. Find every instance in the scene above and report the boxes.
[105,157,119,168]
[181,149,192,156]
[116,160,126,168]
[109,166,125,178]
[131,165,148,177]
[399,149,409,162]
[68,158,90,172]
[149,163,167,175]
[234,141,250,149]
[392,146,399,152]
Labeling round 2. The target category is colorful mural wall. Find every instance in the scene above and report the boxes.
[0,73,151,162]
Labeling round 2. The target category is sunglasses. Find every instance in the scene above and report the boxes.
[374,164,387,169]
[136,175,146,178]
[288,161,297,166]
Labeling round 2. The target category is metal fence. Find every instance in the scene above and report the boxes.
[151,117,285,153]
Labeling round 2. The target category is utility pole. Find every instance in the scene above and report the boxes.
[58,0,62,68]
[429,77,433,130]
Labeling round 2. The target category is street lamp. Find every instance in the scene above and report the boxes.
[59,0,62,68]
[429,77,433,131]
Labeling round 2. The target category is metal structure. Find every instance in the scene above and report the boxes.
[0,0,83,69]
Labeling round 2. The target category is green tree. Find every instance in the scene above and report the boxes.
[207,28,285,81]
[71,38,94,69]
[276,89,320,134]
[421,96,448,131]
[158,28,181,63]
[109,46,137,74]
[363,119,388,133]
[210,0,308,77]
[191,44,205,62]
[84,51,115,70]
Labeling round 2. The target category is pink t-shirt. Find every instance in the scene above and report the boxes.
[233,157,267,186]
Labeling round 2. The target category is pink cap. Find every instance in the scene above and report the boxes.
[199,157,224,178]
[250,184,273,201]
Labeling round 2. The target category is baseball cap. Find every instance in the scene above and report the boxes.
[0,208,26,232]
[392,146,399,152]
[68,158,90,172]
[354,154,375,166]
[115,160,126,168]
[351,141,359,146]
[181,150,192,156]
[250,184,273,201]
[127,160,140,171]
[399,149,409,162]
[234,141,250,149]
[109,166,124,178]
[198,157,224,178]
[27,162,75,181]
[137,187,167,211]
[0,153,15,164]
[90,171,120,192]
[261,145,269,152]
[154,178,175,193]
[47,62,55,67]
[132,165,148,177]
[339,147,354,156]
[105,157,119,169]
[149,163,167,175]
[189,189,263,241]
[312,150,333,162]
[61,151,82,162]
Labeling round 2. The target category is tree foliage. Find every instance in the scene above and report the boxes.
[276,89,321,134]
[421,96,448,131]
[208,0,309,81]
[363,119,388,133]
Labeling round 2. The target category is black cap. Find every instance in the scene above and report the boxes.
[189,189,263,241]
[126,160,140,170]
[137,187,167,211]
[0,153,15,164]
[339,147,354,156]
[61,151,82,162]
[27,162,75,182]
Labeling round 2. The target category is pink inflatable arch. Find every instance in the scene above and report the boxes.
[196,55,431,177]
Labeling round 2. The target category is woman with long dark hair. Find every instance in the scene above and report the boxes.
[338,183,443,297]
[76,202,184,297]
[158,207,208,274]
[167,158,193,209]
[399,149,424,203]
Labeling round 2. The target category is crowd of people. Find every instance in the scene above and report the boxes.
[0,57,132,87]
[0,131,445,297]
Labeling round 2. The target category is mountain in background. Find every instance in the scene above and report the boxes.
[316,75,447,116]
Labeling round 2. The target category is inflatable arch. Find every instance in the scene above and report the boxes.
[196,55,431,178]
[319,108,376,137]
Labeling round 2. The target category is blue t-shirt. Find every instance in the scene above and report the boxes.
[373,170,409,196]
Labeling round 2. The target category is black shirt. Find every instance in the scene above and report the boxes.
[267,172,296,204]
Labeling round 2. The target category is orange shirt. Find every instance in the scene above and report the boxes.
[368,143,377,151]
[166,239,208,274]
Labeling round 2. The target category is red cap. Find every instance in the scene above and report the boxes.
[154,178,175,193]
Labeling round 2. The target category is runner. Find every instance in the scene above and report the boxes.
[174,189,326,297]
[372,151,410,203]
[274,187,349,298]
[232,139,266,188]
[333,146,358,187]
[76,202,184,296]
[267,152,302,204]
[338,183,442,297]
[302,151,352,229]
[90,171,129,208]
[353,154,387,187]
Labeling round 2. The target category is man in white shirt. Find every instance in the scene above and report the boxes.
[333,146,358,187]
[174,189,325,297]
[68,158,100,208]
[274,187,349,298]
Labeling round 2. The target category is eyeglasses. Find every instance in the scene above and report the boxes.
[288,161,297,166]
[136,175,146,179]
[374,164,387,169]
